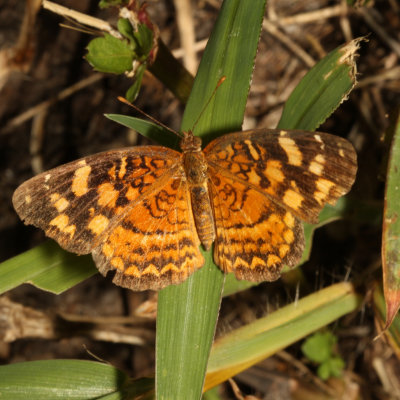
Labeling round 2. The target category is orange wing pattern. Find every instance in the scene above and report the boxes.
[13,147,204,290]
[205,129,357,281]
[13,127,357,290]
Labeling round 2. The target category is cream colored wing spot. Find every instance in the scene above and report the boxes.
[244,140,260,161]
[98,183,119,208]
[53,197,69,212]
[88,214,109,235]
[49,214,76,238]
[25,194,32,204]
[309,154,326,176]
[264,160,285,183]
[279,137,303,166]
[314,178,335,204]
[72,165,91,197]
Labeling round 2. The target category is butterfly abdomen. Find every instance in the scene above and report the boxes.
[183,149,216,250]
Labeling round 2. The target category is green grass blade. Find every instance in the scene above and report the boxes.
[0,241,96,295]
[278,38,362,131]
[156,1,267,399]
[0,360,134,399]
[204,282,361,390]
[382,112,400,327]
[105,114,179,149]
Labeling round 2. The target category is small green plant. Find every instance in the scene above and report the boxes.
[301,331,345,380]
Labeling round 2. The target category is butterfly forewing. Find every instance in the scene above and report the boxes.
[205,129,357,224]
[13,146,204,290]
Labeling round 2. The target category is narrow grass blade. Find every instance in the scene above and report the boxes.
[0,241,96,295]
[105,114,179,149]
[204,282,361,390]
[278,38,363,131]
[0,360,144,399]
[156,1,267,399]
[382,112,400,328]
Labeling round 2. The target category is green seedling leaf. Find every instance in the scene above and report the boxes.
[301,331,337,363]
[382,111,400,328]
[317,357,345,380]
[0,241,96,295]
[134,24,154,56]
[302,332,345,380]
[278,38,363,131]
[86,33,134,74]
[117,18,137,49]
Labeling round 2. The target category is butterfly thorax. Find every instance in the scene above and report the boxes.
[181,132,216,250]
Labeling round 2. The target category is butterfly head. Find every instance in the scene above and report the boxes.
[180,131,202,153]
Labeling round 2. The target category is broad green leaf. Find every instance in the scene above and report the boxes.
[278,38,362,131]
[204,282,361,390]
[382,111,400,328]
[0,241,96,295]
[156,1,267,399]
[86,33,134,74]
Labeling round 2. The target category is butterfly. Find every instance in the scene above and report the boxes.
[13,127,357,291]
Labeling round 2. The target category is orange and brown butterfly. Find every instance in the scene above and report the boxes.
[12,124,357,291]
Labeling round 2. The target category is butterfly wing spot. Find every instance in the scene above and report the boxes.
[308,154,326,175]
[88,214,110,235]
[49,214,76,238]
[97,182,119,208]
[278,136,303,166]
[71,164,91,197]
[264,160,285,184]
[50,193,70,212]
[282,189,304,211]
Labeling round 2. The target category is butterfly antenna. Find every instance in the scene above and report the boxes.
[117,96,183,138]
[191,76,226,133]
